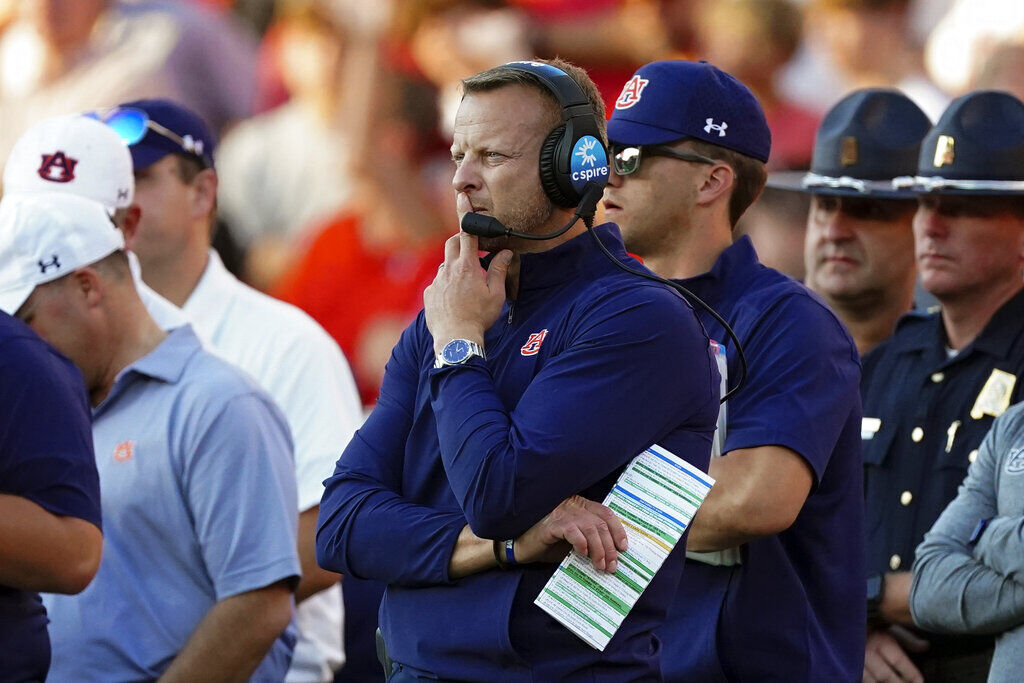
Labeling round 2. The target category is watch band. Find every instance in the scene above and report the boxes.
[434,339,486,369]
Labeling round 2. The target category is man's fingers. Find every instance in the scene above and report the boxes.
[457,231,480,265]
[592,519,618,573]
[862,654,899,683]
[580,524,606,571]
[443,233,460,265]
[589,500,628,551]
[563,526,588,558]
[878,640,922,683]
[486,250,513,294]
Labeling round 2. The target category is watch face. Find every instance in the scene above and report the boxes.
[442,339,472,364]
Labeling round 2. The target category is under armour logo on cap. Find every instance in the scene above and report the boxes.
[615,75,649,110]
[38,255,61,273]
[37,151,78,183]
[704,119,728,137]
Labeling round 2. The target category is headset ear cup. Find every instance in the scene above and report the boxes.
[538,125,576,207]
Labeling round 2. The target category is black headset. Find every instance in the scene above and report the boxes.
[461,62,748,401]
[502,61,610,208]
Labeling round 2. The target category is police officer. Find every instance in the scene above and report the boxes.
[771,89,932,355]
[862,90,1024,682]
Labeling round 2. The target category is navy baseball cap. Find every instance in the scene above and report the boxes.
[115,99,216,171]
[769,89,931,198]
[607,60,771,163]
[901,90,1024,195]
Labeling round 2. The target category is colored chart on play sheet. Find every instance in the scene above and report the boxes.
[535,444,715,650]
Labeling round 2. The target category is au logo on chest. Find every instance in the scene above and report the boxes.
[521,329,549,356]
[112,440,136,463]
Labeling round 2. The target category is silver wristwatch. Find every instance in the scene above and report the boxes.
[434,339,486,369]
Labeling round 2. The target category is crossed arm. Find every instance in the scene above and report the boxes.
[317,235,714,585]
[911,410,1024,634]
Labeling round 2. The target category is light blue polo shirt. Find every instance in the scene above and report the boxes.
[43,325,300,681]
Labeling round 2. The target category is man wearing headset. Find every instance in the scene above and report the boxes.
[604,60,865,681]
[316,58,720,681]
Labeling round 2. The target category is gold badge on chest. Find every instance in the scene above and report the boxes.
[970,369,1017,419]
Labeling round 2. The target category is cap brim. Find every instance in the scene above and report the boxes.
[765,170,920,198]
[0,283,35,316]
[607,118,689,146]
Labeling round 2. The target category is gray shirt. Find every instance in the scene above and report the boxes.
[912,401,1024,682]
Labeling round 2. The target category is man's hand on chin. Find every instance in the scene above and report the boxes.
[424,232,512,353]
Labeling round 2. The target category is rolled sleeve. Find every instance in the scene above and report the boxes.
[184,393,301,600]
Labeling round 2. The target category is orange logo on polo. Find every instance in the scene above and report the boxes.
[112,441,135,462]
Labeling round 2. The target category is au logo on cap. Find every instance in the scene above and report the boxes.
[934,135,955,167]
[37,151,78,183]
[616,75,649,110]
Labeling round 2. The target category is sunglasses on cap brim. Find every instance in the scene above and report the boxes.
[85,107,208,164]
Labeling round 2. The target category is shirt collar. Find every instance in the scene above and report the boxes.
[891,286,1024,361]
[514,223,633,294]
[96,325,203,414]
[676,236,760,307]
[182,249,234,332]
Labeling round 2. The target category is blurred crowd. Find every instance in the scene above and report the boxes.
[3,0,1022,409]
[4,1,1024,682]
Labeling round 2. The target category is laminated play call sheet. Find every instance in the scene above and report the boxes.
[535,444,714,650]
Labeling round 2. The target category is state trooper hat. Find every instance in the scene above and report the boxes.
[894,90,1024,195]
[769,89,931,198]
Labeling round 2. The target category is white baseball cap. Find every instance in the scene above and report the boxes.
[2,114,134,213]
[0,193,126,315]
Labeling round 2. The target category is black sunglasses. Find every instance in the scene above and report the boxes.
[610,144,718,175]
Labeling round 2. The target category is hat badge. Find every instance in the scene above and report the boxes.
[933,135,955,168]
[840,136,858,166]
[615,75,649,110]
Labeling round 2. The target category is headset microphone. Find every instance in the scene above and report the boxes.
[460,182,605,241]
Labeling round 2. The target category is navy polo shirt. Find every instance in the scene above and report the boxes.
[656,237,866,682]
[317,223,721,681]
[0,312,101,681]
[862,287,1024,653]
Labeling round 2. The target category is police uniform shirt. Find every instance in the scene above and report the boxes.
[862,286,1024,578]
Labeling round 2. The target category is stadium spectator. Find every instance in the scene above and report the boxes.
[0,192,299,680]
[316,58,720,680]
[604,59,865,681]
[108,98,362,683]
[2,113,188,331]
[0,0,258,163]
[694,0,819,171]
[217,0,388,291]
[0,310,102,682]
[806,0,948,120]
[861,90,1024,681]
[770,89,931,355]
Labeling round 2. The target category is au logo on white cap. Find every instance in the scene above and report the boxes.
[37,151,78,183]
[615,75,649,110]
